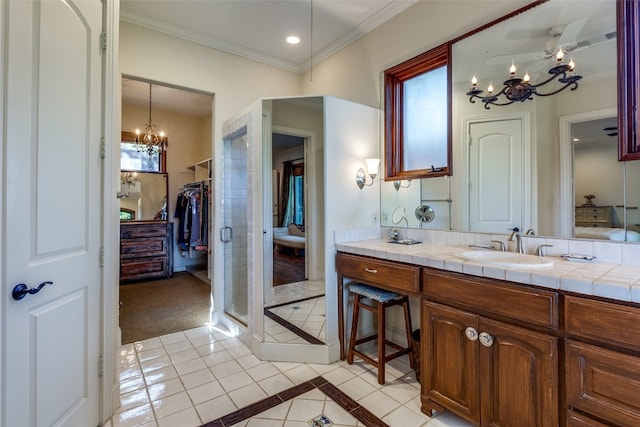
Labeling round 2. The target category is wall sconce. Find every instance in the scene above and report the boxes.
[356,158,380,189]
[393,179,412,191]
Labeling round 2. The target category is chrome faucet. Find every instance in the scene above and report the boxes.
[508,227,524,253]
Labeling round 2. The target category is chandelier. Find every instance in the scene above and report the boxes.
[121,171,139,189]
[135,84,168,155]
[466,48,582,109]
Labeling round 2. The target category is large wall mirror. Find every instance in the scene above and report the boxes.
[119,131,169,221]
[382,0,640,242]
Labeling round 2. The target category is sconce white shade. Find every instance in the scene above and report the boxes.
[356,158,381,189]
[364,158,380,177]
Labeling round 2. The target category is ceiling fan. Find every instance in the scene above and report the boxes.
[603,126,618,137]
[487,17,614,73]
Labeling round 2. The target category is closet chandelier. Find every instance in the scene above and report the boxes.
[466,48,582,109]
[121,171,139,189]
[135,83,168,155]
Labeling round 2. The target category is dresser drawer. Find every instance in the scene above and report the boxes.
[566,340,640,426]
[565,295,640,352]
[121,222,168,238]
[423,269,559,329]
[120,256,169,280]
[575,222,612,228]
[121,236,168,257]
[336,253,420,294]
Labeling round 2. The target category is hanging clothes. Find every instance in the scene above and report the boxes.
[174,181,209,255]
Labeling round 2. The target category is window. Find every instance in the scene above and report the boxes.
[384,42,451,180]
[121,131,167,172]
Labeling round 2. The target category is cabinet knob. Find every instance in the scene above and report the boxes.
[479,332,494,347]
[465,327,478,341]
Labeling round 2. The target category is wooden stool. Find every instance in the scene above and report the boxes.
[347,283,414,384]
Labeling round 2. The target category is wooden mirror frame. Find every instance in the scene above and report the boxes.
[618,0,640,161]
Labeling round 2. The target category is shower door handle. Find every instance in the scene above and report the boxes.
[220,226,233,243]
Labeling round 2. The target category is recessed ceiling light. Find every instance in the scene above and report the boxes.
[286,36,300,45]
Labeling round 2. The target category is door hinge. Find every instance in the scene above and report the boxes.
[98,355,104,377]
[100,137,106,159]
[100,31,107,51]
[99,247,104,267]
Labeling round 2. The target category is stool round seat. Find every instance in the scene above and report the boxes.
[347,282,414,384]
[348,283,403,303]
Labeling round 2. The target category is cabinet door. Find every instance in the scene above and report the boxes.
[566,340,640,427]
[422,300,480,424]
[479,318,558,427]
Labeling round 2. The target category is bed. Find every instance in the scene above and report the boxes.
[273,223,306,254]
[575,226,640,242]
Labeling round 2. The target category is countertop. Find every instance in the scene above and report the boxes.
[335,239,640,304]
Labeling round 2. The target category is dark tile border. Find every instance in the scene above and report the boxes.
[263,295,325,345]
[200,375,388,427]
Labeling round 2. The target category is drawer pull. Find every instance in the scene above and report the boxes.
[364,267,378,274]
[465,327,478,341]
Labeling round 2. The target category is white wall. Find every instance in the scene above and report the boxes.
[120,22,302,146]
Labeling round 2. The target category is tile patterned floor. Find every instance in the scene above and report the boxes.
[106,325,475,427]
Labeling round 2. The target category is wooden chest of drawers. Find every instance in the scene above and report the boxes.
[120,221,173,282]
[575,206,613,227]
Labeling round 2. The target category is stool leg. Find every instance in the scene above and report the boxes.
[402,297,414,369]
[378,300,386,385]
[347,294,361,364]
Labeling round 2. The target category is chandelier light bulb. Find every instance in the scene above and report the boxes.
[509,61,516,75]
[556,48,564,62]
[523,71,530,82]
[569,58,575,70]
[471,75,478,87]
[487,83,494,94]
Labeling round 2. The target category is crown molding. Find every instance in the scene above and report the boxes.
[121,0,416,74]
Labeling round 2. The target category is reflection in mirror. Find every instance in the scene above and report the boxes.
[569,114,640,241]
[119,172,168,221]
[263,98,325,346]
[381,0,625,240]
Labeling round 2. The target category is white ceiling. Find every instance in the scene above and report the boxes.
[122,0,617,129]
[121,0,414,117]
[120,0,415,74]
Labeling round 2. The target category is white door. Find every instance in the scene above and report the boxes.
[469,119,524,233]
[2,1,103,426]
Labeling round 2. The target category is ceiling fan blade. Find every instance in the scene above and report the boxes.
[555,17,588,51]
[486,51,548,67]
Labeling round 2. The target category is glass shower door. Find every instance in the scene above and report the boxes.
[222,129,248,324]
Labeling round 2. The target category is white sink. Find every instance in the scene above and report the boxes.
[459,250,554,269]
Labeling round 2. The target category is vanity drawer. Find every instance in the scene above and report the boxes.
[336,253,420,294]
[565,295,640,352]
[423,269,559,329]
[566,339,640,426]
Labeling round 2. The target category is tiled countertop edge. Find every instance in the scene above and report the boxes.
[333,228,640,304]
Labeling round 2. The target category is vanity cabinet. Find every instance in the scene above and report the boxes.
[421,269,559,426]
[564,296,640,426]
[120,221,173,282]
